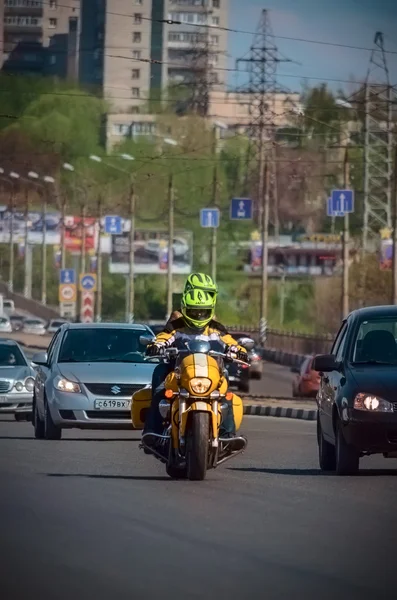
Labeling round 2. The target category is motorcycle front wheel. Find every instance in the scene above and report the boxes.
[187,412,210,481]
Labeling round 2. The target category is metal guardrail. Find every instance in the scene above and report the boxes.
[227,324,333,356]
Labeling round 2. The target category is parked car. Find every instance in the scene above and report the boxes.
[22,318,46,335]
[31,322,157,439]
[0,316,13,333]
[248,347,263,379]
[9,314,25,331]
[3,299,15,314]
[0,339,36,420]
[47,319,68,334]
[315,305,397,476]
[291,356,320,398]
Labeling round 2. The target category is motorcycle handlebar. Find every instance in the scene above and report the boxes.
[145,348,249,366]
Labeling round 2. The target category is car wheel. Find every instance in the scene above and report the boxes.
[335,419,359,476]
[44,400,62,440]
[317,415,336,471]
[33,401,45,439]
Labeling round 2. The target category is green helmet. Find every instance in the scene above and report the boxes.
[184,273,218,299]
[181,288,216,329]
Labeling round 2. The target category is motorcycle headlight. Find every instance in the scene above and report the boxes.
[190,377,211,394]
[55,377,81,393]
[24,377,35,392]
[354,393,394,413]
[14,381,24,392]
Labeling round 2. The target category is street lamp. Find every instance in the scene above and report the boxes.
[8,172,20,292]
[162,137,178,319]
[89,153,136,322]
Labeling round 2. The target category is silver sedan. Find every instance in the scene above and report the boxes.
[0,339,36,420]
[32,322,156,439]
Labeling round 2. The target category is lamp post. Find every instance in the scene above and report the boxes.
[8,171,20,292]
[89,154,135,321]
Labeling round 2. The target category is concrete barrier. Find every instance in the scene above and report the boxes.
[0,282,60,321]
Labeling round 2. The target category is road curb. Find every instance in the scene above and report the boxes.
[243,404,317,421]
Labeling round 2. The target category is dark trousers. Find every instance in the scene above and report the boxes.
[144,361,173,434]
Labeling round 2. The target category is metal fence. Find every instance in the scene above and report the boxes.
[227,325,333,356]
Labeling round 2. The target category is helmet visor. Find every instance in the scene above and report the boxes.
[185,308,213,322]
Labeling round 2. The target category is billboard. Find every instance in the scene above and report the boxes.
[380,239,392,270]
[0,207,98,253]
[110,229,193,275]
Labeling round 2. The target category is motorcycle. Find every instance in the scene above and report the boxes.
[131,337,254,481]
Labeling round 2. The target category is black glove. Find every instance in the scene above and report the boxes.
[226,345,248,362]
[146,343,164,357]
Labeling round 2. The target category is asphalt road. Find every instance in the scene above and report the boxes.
[249,361,295,397]
[1,416,396,600]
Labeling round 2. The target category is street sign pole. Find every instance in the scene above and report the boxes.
[342,149,350,319]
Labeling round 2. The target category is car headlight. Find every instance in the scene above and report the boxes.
[14,381,24,392]
[354,393,394,413]
[55,377,81,393]
[24,377,35,392]
[190,377,211,394]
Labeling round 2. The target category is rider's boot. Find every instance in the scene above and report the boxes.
[220,399,247,452]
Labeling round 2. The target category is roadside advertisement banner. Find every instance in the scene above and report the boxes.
[110,229,193,275]
[380,239,392,270]
[0,207,98,253]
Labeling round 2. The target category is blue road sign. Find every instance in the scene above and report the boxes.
[230,197,253,220]
[200,208,220,228]
[327,198,344,218]
[331,189,354,214]
[60,269,76,284]
[104,215,122,235]
[80,274,97,291]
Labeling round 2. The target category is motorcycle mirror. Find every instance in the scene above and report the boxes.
[139,335,155,346]
[238,337,255,351]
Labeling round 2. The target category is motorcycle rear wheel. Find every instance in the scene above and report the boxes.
[187,412,210,481]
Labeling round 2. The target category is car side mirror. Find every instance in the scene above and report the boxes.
[312,354,340,373]
[139,335,154,346]
[31,352,48,366]
[238,337,255,351]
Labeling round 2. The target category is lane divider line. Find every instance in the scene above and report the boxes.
[243,404,317,421]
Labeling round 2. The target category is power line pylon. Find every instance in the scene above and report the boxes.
[236,9,293,340]
[363,31,396,250]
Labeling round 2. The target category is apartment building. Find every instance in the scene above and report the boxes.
[2,0,80,74]
[79,0,228,114]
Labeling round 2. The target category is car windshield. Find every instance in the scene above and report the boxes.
[352,318,397,364]
[25,320,42,326]
[0,317,9,324]
[0,344,27,366]
[58,328,148,363]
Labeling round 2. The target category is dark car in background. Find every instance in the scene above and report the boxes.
[315,305,397,476]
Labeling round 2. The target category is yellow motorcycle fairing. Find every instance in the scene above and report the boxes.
[179,353,222,396]
[131,385,152,429]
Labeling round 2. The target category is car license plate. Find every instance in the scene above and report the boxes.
[94,399,131,410]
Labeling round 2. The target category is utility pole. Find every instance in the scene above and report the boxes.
[80,202,86,275]
[8,188,15,292]
[342,148,350,318]
[128,179,136,323]
[23,187,30,298]
[60,194,66,270]
[392,145,397,304]
[166,174,174,318]
[260,158,270,330]
[41,190,47,305]
[210,126,218,281]
[96,196,103,322]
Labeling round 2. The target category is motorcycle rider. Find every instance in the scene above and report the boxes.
[142,281,249,451]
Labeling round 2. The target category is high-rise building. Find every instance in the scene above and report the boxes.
[79,0,228,114]
[2,0,79,74]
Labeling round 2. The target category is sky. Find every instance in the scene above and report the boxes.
[227,0,397,94]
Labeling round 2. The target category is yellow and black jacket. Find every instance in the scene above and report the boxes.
[152,317,248,354]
